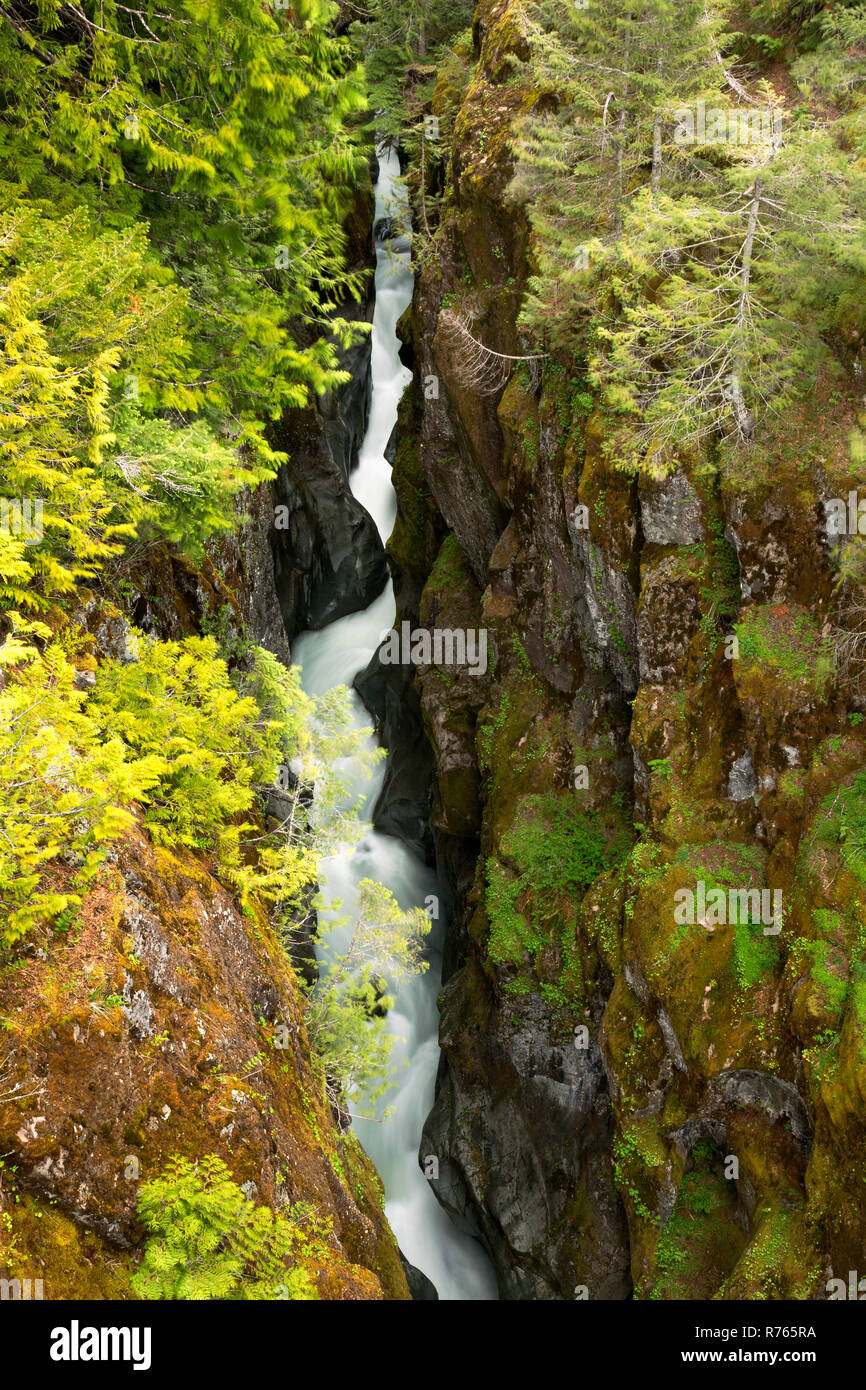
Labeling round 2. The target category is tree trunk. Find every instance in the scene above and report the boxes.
[730,177,761,443]
[651,115,662,197]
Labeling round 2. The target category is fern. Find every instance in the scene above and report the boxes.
[132,1156,321,1301]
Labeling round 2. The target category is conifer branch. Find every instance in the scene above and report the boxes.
[438,309,548,394]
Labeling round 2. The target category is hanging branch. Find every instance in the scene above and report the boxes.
[703,7,762,105]
[830,595,866,693]
[438,309,549,395]
[419,128,433,242]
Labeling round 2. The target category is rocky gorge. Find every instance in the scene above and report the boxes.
[1,0,865,1309]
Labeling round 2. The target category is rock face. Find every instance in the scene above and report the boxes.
[270,347,388,635]
[380,0,866,1300]
[354,650,436,863]
[0,824,408,1300]
[0,166,410,1303]
[270,186,389,639]
[421,971,630,1299]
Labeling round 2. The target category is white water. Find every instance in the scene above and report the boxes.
[291,147,497,1301]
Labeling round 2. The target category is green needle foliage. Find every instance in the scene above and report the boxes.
[351,0,474,138]
[89,634,281,863]
[509,0,866,473]
[0,618,162,947]
[0,0,373,614]
[303,879,432,1116]
[0,620,375,946]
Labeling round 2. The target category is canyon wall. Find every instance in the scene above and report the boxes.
[0,178,409,1303]
[387,0,866,1300]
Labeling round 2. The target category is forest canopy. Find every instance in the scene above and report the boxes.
[0,0,370,606]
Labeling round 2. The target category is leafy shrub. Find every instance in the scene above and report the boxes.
[818,770,866,886]
[0,621,161,948]
[0,622,376,948]
[89,635,284,863]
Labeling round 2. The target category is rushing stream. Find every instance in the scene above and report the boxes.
[291,146,497,1301]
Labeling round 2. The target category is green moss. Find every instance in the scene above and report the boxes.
[801,938,848,1019]
[479,689,513,772]
[720,1206,823,1300]
[485,793,630,1006]
[658,843,780,998]
[427,533,473,596]
[0,1190,134,1299]
[612,1123,665,1226]
[649,1142,747,1300]
[733,917,779,991]
[735,603,832,694]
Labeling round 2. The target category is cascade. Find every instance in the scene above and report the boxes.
[291,146,497,1301]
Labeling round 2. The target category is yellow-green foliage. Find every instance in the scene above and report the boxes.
[89,635,284,865]
[0,207,274,612]
[132,1155,321,1300]
[0,621,372,948]
[0,621,162,947]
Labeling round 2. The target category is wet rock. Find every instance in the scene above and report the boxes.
[709,1069,811,1151]
[354,645,436,863]
[637,552,702,686]
[399,1250,440,1300]
[270,347,388,634]
[422,968,631,1300]
[575,533,639,695]
[74,593,141,663]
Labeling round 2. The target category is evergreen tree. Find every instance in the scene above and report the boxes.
[593,119,866,469]
[0,0,371,593]
[509,0,866,470]
[510,0,718,355]
[302,878,431,1116]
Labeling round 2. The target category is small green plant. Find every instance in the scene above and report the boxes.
[132,1155,321,1301]
[300,879,431,1117]
[735,604,832,693]
[486,793,630,1001]
[818,772,866,887]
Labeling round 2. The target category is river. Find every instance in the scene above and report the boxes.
[291,144,497,1301]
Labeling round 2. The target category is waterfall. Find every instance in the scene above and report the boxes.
[291,146,497,1301]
